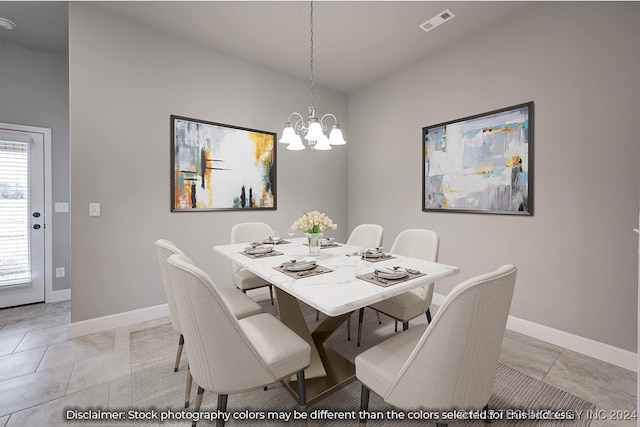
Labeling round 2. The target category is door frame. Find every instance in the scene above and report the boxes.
[0,122,53,304]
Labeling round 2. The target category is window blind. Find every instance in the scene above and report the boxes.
[0,140,30,287]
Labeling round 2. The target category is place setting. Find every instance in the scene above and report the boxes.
[240,243,284,259]
[348,247,396,262]
[273,258,334,279]
[357,265,425,287]
[262,233,291,245]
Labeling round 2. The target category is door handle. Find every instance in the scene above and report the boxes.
[33,224,41,230]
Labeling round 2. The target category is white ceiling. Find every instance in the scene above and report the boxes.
[0,1,534,93]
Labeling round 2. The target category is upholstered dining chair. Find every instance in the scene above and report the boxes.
[231,222,276,304]
[155,239,262,408]
[356,228,438,346]
[356,264,517,427]
[315,224,384,340]
[167,253,311,427]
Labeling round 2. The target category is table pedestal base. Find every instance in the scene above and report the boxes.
[275,288,356,404]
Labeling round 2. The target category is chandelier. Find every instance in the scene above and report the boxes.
[279,1,346,151]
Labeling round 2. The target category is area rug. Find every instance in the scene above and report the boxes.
[130,303,594,426]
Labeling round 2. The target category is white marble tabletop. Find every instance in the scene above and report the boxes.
[214,238,460,317]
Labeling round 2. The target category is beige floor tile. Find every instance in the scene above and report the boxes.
[13,324,68,353]
[544,349,636,412]
[5,382,110,427]
[0,312,67,338]
[0,303,46,324]
[498,333,562,380]
[113,321,152,351]
[0,362,73,416]
[67,348,131,395]
[41,301,71,316]
[0,347,47,382]
[38,330,115,371]
[0,333,24,357]
[109,375,133,408]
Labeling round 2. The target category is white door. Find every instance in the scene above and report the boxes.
[0,126,46,308]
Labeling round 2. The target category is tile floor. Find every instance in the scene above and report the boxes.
[0,299,636,427]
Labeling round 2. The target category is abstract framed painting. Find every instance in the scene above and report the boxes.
[422,102,533,215]
[171,115,276,211]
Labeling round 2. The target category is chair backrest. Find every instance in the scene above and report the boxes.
[346,224,384,248]
[167,253,275,393]
[230,222,274,273]
[389,229,439,310]
[385,264,517,410]
[154,239,187,333]
[389,229,439,261]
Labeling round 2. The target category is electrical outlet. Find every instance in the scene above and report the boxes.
[55,267,65,278]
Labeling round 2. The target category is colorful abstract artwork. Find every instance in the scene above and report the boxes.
[171,116,276,211]
[423,102,533,215]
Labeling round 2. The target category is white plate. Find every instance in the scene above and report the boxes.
[282,261,317,272]
[362,251,385,258]
[374,268,408,280]
[265,236,283,244]
[320,239,335,246]
[244,246,274,255]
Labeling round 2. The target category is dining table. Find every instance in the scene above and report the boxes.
[214,237,459,404]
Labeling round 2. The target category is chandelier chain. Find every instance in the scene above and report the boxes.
[309,1,314,111]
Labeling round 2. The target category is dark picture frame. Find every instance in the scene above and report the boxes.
[422,102,533,215]
[171,115,276,212]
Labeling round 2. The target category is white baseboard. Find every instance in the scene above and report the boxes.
[432,293,637,372]
[67,303,169,339]
[68,292,637,372]
[48,288,70,303]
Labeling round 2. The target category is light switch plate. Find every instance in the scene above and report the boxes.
[55,202,69,213]
[89,203,101,217]
[55,267,65,278]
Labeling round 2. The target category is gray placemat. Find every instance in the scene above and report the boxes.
[273,264,333,279]
[347,252,396,263]
[240,250,284,259]
[357,271,426,287]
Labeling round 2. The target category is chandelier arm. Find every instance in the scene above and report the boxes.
[288,112,304,124]
[319,113,339,132]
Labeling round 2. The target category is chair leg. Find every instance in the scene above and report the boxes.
[192,386,204,427]
[269,285,274,305]
[483,404,492,425]
[357,307,365,347]
[359,384,370,427]
[402,321,409,331]
[174,334,184,372]
[426,308,432,324]
[296,370,307,407]
[185,364,193,408]
[216,394,228,427]
[376,311,381,324]
[347,314,351,341]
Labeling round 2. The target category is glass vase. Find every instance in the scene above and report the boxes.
[306,232,324,257]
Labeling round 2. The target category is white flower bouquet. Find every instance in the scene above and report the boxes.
[291,210,337,234]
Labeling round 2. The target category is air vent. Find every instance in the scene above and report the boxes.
[419,9,455,33]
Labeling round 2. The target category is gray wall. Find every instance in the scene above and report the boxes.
[347,2,640,352]
[0,39,71,292]
[68,4,348,322]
